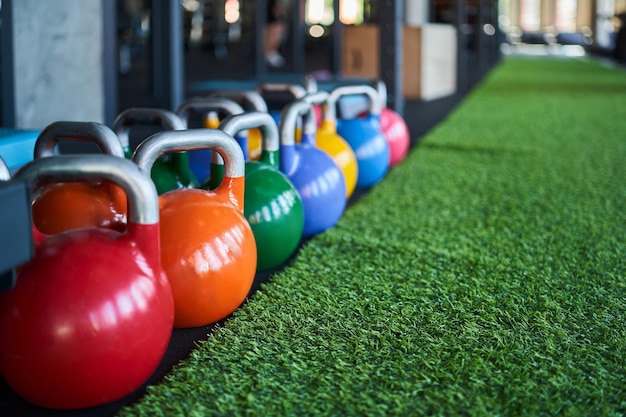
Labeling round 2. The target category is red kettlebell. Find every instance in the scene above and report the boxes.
[132,128,256,328]
[0,155,174,410]
[31,121,128,234]
[373,80,410,166]
[355,81,410,166]
[303,74,326,127]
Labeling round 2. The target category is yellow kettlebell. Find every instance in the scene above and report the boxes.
[302,91,358,199]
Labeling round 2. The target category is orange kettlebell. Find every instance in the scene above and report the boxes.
[31,121,127,234]
[132,128,256,328]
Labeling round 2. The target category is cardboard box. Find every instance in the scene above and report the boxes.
[342,25,380,79]
[342,24,457,100]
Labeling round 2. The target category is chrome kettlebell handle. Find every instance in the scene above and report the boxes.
[113,108,185,148]
[219,112,279,153]
[132,129,245,179]
[303,74,318,94]
[302,90,329,105]
[34,121,125,159]
[14,154,159,225]
[302,90,333,124]
[257,83,307,100]
[374,79,388,107]
[175,97,245,128]
[279,99,316,147]
[209,90,269,112]
[327,84,383,122]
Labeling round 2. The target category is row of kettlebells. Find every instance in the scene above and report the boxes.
[0,79,410,411]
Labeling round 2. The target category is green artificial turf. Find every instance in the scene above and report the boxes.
[118,57,626,416]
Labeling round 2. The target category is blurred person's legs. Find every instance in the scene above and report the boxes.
[265,0,287,67]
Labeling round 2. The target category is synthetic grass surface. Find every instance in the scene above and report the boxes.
[118,57,626,416]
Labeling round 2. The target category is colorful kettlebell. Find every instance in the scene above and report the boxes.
[31,121,128,234]
[176,96,247,183]
[211,112,304,271]
[328,85,390,188]
[208,90,269,160]
[371,80,410,166]
[279,99,346,237]
[302,91,359,199]
[0,155,174,410]
[132,128,256,328]
[113,107,199,194]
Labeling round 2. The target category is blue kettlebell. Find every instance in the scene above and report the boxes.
[328,85,390,189]
[278,99,346,237]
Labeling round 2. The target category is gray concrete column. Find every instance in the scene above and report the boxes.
[3,0,105,129]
